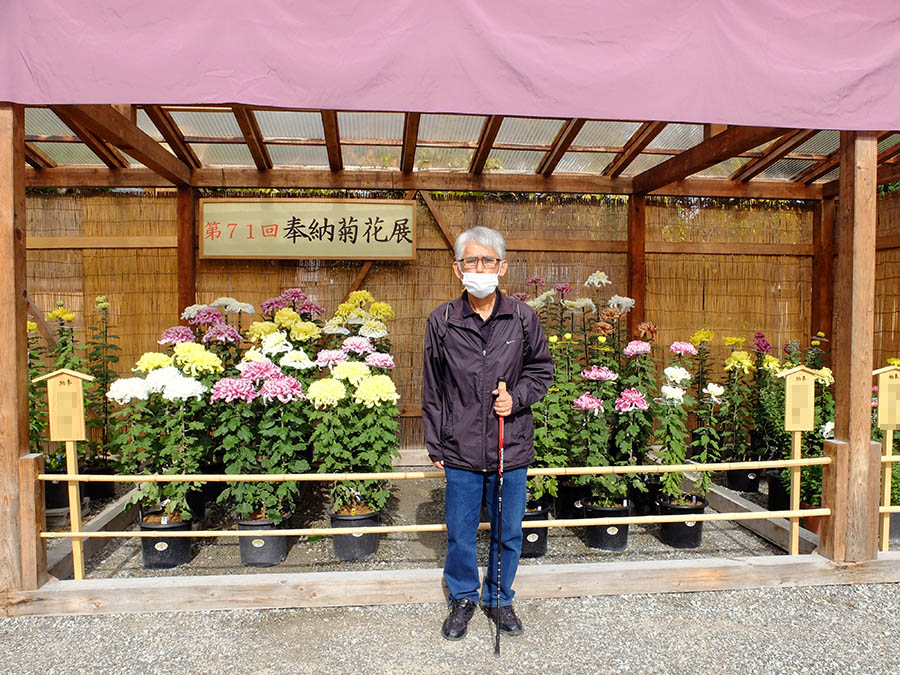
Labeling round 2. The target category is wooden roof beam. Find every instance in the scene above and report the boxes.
[469,115,503,174]
[731,129,818,182]
[603,121,668,178]
[50,106,129,169]
[877,136,900,164]
[24,142,56,169]
[321,110,343,171]
[143,105,201,169]
[52,105,191,185]
[231,105,272,171]
[400,112,421,174]
[537,118,585,177]
[632,125,788,194]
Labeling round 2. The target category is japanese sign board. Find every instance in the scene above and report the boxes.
[776,365,817,432]
[874,366,900,430]
[32,369,95,442]
[199,199,416,261]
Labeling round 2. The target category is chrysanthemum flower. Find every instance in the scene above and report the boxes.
[211,377,258,403]
[297,300,325,317]
[307,378,347,408]
[258,375,304,404]
[608,295,635,313]
[202,323,242,344]
[341,336,375,355]
[133,352,174,373]
[260,296,288,316]
[358,319,389,339]
[347,290,375,307]
[279,349,317,370]
[724,350,754,374]
[623,340,651,357]
[273,307,301,329]
[158,325,196,345]
[106,377,151,404]
[353,374,400,408]
[260,331,291,355]
[689,328,715,347]
[239,359,282,383]
[614,388,649,413]
[670,341,698,356]
[581,365,618,381]
[369,302,395,320]
[572,392,603,415]
[316,349,349,369]
[188,307,224,326]
[584,271,612,288]
[663,366,691,385]
[280,288,308,304]
[289,321,322,342]
[247,321,278,342]
[332,361,372,386]
[365,352,395,369]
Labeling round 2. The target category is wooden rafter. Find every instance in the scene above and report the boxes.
[536,118,585,177]
[231,105,272,171]
[53,105,191,185]
[795,131,893,185]
[632,126,788,194]
[731,129,818,182]
[469,115,503,174]
[877,136,900,164]
[50,106,129,169]
[400,112,420,174]
[603,121,667,178]
[142,106,201,169]
[321,110,343,171]
[23,143,56,169]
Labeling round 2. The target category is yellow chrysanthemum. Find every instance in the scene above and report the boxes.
[815,367,834,386]
[331,361,372,386]
[563,332,573,341]
[247,321,278,342]
[724,350,755,375]
[762,355,781,374]
[273,307,301,329]
[887,357,900,367]
[47,306,76,322]
[369,302,395,321]
[333,302,355,320]
[689,328,714,347]
[549,335,558,343]
[307,378,346,408]
[241,347,267,363]
[172,342,223,376]
[597,335,607,344]
[347,290,375,308]
[353,374,400,408]
[723,336,745,348]
[173,342,206,361]
[133,352,174,373]
[289,321,322,342]
[26,320,37,332]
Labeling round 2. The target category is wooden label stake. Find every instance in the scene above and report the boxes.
[874,366,900,550]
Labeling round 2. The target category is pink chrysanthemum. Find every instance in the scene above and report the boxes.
[624,340,652,357]
[297,300,325,317]
[526,276,545,287]
[280,288,308,304]
[615,388,649,413]
[511,292,529,301]
[158,325,196,345]
[260,296,288,316]
[670,341,698,357]
[365,352,395,369]
[258,375,304,404]
[581,365,618,382]
[572,392,604,414]
[189,307,224,326]
[239,359,283,383]
[316,349,349,369]
[553,283,572,296]
[210,377,258,403]
[202,323,242,344]
[341,336,376,355]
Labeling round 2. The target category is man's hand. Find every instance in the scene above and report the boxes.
[432,460,444,470]
[492,388,512,417]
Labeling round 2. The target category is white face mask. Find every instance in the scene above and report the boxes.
[461,272,498,299]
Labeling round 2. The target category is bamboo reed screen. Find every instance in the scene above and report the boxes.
[23,191,900,448]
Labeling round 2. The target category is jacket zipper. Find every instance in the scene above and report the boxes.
[481,339,488,472]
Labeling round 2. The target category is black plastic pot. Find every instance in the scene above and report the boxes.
[583,502,629,551]
[657,497,707,549]
[139,513,192,569]
[521,499,552,558]
[44,476,85,509]
[628,477,661,517]
[765,469,790,511]
[726,467,760,493]
[329,508,380,561]
[890,513,900,542]
[554,483,589,521]
[82,464,116,500]
[237,516,290,567]
[186,487,206,525]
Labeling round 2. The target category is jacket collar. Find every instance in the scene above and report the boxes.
[449,290,515,323]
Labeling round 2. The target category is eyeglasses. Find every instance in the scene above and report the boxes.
[457,256,502,271]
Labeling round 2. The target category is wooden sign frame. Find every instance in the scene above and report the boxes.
[31,368,94,442]
[874,365,900,431]
[776,365,818,432]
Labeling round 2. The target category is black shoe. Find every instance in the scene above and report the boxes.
[481,603,524,636]
[441,598,477,640]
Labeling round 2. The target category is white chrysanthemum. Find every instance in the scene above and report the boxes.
[144,366,184,394]
[567,297,596,312]
[526,289,557,310]
[180,303,209,320]
[106,377,151,404]
[279,349,317,370]
[663,365,691,385]
[585,271,612,288]
[161,376,208,402]
[322,318,351,335]
[821,420,835,439]
[660,384,685,404]
[608,295,636,313]
[230,301,255,315]
[703,382,725,403]
[345,307,371,325]
[240,347,267,364]
[358,319,389,339]
[260,331,292,356]
[211,296,239,309]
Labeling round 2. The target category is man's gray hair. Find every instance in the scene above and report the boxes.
[453,226,506,261]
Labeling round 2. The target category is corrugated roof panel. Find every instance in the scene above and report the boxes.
[814,166,840,183]
[337,112,404,141]
[693,156,749,178]
[190,143,255,166]
[33,142,105,165]
[342,144,400,169]
[25,108,73,136]
[267,144,329,167]
[620,153,673,175]
[484,149,544,172]
[255,111,324,140]
[757,158,816,180]
[414,147,474,171]
[572,121,640,148]
[793,130,839,156]
[878,133,900,153]
[418,114,485,143]
[555,152,615,173]
[136,109,164,141]
[647,123,703,151]
[169,111,243,138]
[495,118,563,147]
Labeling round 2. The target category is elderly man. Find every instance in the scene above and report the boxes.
[423,226,553,641]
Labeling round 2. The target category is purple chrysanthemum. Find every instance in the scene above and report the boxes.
[526,276,545,287]
[280,288,308,304]
[158,325,196,345]
[297,300,325,317]
[751,331,772,354]
[210,377,258,403]
[239,360,283,383]
[553,283,572,296]
[202,323,242,344]
[258,375,304,404]
[260,296,288,316]
[189,307,224,326]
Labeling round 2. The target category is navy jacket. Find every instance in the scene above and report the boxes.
[422,291,553,472]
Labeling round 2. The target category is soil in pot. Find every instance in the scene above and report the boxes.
[139,510,192,569]
[521,498,552,558]
[583,502,629,551]
[329,506,380,561]
[726,466,761,493]
[237,512,291,567]
[657,497,707,549]
[554,482,589,521]
[766,470,790,511]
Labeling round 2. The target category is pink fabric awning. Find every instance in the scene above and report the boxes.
[3,0,900,130]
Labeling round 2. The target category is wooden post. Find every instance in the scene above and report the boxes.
[18,454,48,590]
[176,186,196,318]
[789,431,802,554]
[627,193,646,335]
[881,430,893,552]
[0,102,27,594]
[820,440,849,561]
[64,441,85,580]
[810,197,835,349]
[829,130,880,562]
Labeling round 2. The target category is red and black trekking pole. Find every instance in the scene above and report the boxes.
[494,378,506,657]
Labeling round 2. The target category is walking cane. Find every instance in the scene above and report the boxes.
[494,378,506,657]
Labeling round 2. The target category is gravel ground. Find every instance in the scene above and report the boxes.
[3,583,900,674]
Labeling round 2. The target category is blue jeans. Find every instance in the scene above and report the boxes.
[443,465,527,607]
